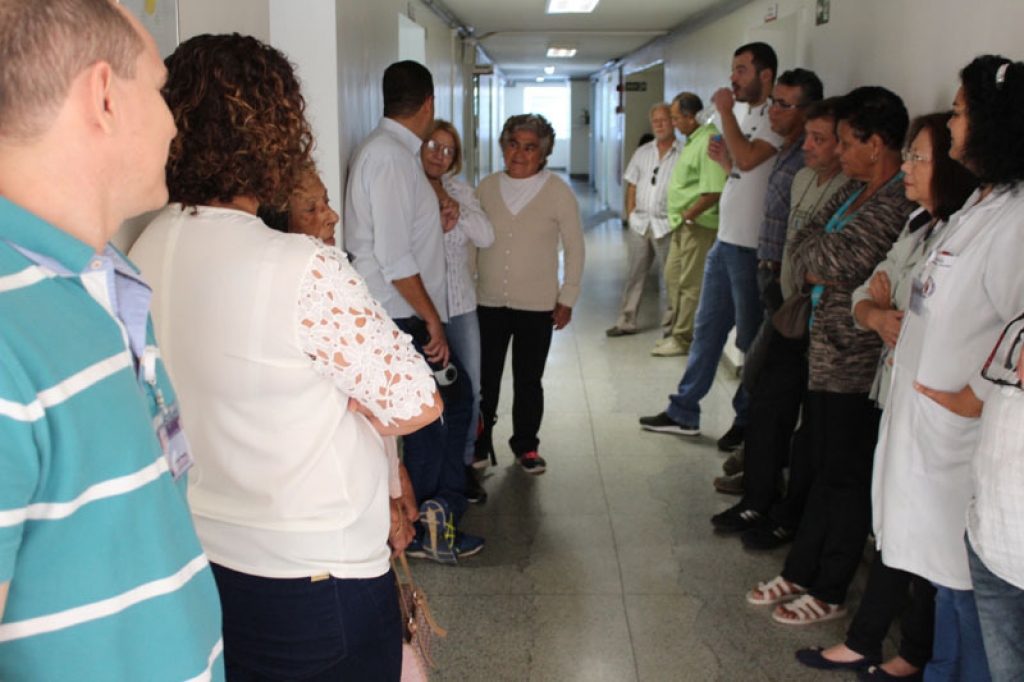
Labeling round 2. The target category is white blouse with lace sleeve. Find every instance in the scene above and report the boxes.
[297,243,436,426]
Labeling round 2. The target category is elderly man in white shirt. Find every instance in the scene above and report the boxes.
[607,103,681,337]
[345,60,482,565]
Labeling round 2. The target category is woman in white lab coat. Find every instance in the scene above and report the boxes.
[874,55,1024,681]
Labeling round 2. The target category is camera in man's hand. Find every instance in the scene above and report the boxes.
[405,317,463,403]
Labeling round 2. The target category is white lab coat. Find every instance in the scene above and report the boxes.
[872,185,1024,589]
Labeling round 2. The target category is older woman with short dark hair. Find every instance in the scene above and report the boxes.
[474,114,585,474]
[746,86,916,624]
[130,33,439,680]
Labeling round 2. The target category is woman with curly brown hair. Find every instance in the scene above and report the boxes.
[129,33,440,681]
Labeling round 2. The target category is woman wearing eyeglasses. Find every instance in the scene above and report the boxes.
[420,120,494,502]
[474,114,585,474]
[794,112,976,679]
[873,55,1024,681]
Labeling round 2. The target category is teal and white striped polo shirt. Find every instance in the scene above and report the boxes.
[0,198,224,680]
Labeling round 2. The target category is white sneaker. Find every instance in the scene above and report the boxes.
[651,337,687,357]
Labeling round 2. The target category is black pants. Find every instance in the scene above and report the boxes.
[768,411,815,531]
[845,551,936,669]
[740,329,808,513]
[477,305,554,456]
[782,391,881,605]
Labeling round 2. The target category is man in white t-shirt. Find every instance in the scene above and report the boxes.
[607,103,681,337]
[640,42,782,451]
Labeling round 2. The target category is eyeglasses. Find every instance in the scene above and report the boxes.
[767,96,807,111]
[425,139,455,158]
[901,149,933,165]
[651,166,660,186]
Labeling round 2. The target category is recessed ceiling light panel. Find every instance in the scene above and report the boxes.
[546,0,600,14]
[546,45,578,58]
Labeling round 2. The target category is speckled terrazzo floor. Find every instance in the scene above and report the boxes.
[415,178,880,681]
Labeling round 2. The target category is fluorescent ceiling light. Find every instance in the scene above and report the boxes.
[536,77,545,83]
[544,66,555,75]
[547,0,600,13]
[546,46,578,58]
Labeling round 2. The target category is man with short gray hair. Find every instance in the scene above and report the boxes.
[0,0,224,678]
[607,103,680,337]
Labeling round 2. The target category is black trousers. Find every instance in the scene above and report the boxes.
[477,306,554,456]
[845,550,936,668]
[782,391,881,605]
[740,329,808,513]
[768,412,815,531]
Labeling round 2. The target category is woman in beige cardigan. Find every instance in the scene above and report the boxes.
[474,114,585,474]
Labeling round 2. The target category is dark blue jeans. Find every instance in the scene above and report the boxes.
[211,564,402,681]
[393,318,471,525]
[925,581,991,682]
[967,537,1022,682]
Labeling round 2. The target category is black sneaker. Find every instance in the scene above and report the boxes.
[465,466,488,504]
[710,503,762,532]
[717,424,746,452]
[516,450,547,474]
[638,412,700,436]
[741,520,796,550]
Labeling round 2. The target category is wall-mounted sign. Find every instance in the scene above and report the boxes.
[816,0,831,25]
[764,3,778,23]
[624,82,647,92]
[119,0,179,58]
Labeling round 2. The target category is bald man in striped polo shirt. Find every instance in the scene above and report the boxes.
[0,1,223,679]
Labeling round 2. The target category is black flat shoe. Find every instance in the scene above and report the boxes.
[795,647,878,671]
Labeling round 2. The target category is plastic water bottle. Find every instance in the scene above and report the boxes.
[696,107,717,126]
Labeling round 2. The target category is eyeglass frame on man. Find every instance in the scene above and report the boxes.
[650,165,660,186]
[767,95,808,111]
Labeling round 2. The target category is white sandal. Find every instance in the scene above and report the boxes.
[746,575,806,605]
[771,594,847,625]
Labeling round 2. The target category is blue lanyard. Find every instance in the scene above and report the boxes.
[809,172,904,328]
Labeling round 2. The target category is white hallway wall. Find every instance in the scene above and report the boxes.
[594,0,1024,204]
[116,0,467,250]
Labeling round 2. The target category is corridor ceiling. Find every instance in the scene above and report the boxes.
[433,0,755,81]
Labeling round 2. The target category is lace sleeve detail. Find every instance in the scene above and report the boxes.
[297,244,436,425]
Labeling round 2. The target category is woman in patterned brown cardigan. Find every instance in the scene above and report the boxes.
[745,86,916,624]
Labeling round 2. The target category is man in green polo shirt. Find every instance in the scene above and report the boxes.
[653,92,728,357]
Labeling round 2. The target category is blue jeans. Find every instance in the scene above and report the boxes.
[968,537,1024,682]
[665,240,762,428]
[393,318,471,525]
[446,311,481,465]
[211,564,402,681]
[925,582,992,682]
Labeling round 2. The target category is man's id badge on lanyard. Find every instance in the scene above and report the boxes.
[154,400,193,481]
[145,349,194,481]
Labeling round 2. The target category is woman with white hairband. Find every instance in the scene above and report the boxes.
[874,54,1024,682]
